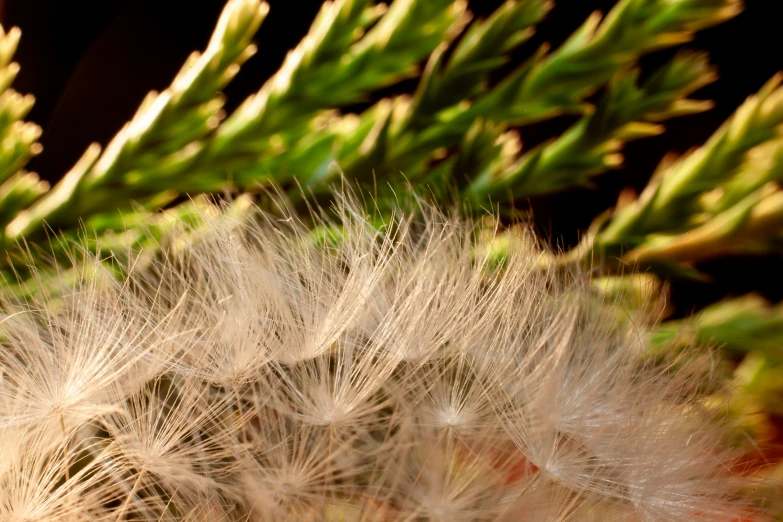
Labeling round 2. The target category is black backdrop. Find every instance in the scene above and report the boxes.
[1,0,781,316]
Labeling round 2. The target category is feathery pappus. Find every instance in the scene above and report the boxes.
[0,194,762,521]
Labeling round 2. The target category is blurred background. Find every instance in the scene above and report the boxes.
[1,0,781,317]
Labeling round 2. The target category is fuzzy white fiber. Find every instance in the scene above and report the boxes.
[0,197,756,521]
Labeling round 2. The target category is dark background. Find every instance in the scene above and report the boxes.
[1,0,781,316]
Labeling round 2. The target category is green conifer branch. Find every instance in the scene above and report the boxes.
[583,74,783,269]
[653,296,783,439]
[0,0,470,245]
[0,0,759,280]
[0,25,46,237]
[464,51,717,199]
[450,0,741,126]
[0,26,42,179]
[307,0,738,196]
[207,0,468,172]
[654,294,783,361]
[0,0,749,255]
[327,0,552,185]
[3,0,269,242]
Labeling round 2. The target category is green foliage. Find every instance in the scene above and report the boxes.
[465,51,717,198]
[591,74,783,270]
[0,0,748,250]
[456,0,739,124]
[0,25,46,232]
[654,294,783,360]
[653,295,783,411]
[3,0,268,241]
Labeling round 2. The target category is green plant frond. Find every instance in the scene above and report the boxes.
[0,0,747,255]
[212,0,467,150]
[454,0,740,126]
[465,52,717,199]
[222,0,552,192]
[3,0,269,244]
[0,24,45,240]
[590,74,783,267]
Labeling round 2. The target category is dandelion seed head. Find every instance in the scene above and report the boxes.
[0,193,760,520]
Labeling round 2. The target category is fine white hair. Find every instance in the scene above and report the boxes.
[0,194,753,521]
